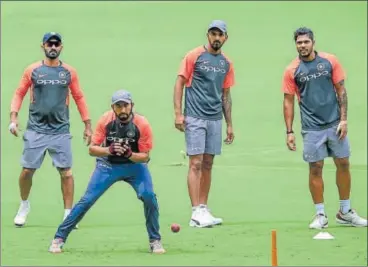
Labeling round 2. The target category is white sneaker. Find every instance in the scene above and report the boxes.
[189,206,213,228]
[205,207,223,225]
[48,238,64,253]
[63,210,79,229]
[309,213,328,229]
[14,201,30,227]
[336,209,367,227]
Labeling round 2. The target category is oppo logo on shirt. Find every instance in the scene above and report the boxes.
[36,80,68,85]
[199,64,226,74]
[299,70,329,83]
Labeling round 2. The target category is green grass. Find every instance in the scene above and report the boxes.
[1,1,367,266]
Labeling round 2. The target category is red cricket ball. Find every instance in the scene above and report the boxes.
[171,223,180,233]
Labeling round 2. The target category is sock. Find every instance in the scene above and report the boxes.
[192,206,198,213]
[64,209,71,218]
[339,199,351,214]
[199,204,207,209]
[315,203,325,215]
[21,200,29,206]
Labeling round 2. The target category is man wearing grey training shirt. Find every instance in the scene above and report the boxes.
[9,32,92,228]
[173,20,235,228]
[282,27,366,229]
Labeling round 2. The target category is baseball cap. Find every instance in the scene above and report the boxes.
[111,90,133,104]
[208,20,227,33]
[42,32,62,44]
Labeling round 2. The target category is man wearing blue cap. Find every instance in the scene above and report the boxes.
[48,90,165,254]
[9,32,92,228]
[173,20,235,227]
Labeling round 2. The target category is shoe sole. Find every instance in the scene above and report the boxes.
[309,223,328,229]
[336,218,367,227]
[189,220,213,228]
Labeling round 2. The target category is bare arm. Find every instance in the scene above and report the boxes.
[222,88,232,126]
[129,152,150,163]
[283,93,295,132]
[89,143,110,157]
[335,80,347,121]
[174,75,186,117]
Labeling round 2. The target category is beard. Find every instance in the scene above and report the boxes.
[44,49,60,59]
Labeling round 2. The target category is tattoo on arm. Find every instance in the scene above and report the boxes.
[222,90,232,125]
[336,80,348,121]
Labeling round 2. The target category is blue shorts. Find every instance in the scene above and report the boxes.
[21,130,72,169]
[302,124,351,163]
[184,116,222,156]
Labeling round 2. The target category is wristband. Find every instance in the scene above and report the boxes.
[286,130,294,134]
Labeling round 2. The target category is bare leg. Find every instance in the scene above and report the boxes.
[58,168,74,209]
[199,154,214,205]
[19,168,36,200]
[187,155,203,207]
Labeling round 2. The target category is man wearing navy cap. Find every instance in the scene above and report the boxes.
[49,90,165,254]
[173,20,235,227]
[9,32,92,228]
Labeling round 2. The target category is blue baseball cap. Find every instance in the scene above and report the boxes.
[42,32,62,44]
[208,20,227,33]
[111,90,133,104]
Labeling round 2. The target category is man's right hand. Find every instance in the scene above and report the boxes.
[286,133,296,151]
[108,142,125,156]
[9,121,19,137]
[175,115,185,132]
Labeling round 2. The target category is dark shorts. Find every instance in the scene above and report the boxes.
[302,124,351,163]
[21,130,73,169]
[184,116,222,156]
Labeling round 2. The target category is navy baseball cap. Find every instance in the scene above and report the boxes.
[208,20,227,33]
[111,90,133,104]
[42,32,62,44]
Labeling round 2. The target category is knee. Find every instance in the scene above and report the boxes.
[335,158,350,171]
[189,158,202,172]
[309,161,324,177]
[59,168,73,179]
[202,158,213,171]
[22,168,35,178]
[140,191,157,204]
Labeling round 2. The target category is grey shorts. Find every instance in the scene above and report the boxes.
[184,116,222,156]
[302,124,351,163]
[21,130,73,169]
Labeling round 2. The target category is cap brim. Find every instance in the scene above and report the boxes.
[112,99,131,104]
[208,26,226,33]
[44,35,62,43]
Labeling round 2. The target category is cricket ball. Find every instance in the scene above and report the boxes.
[171,223,180,233]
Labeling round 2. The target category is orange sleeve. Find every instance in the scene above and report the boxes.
[223,61,235,88]
[282,68,298,95]
[178,53,196,81]
[91,114,109,145]
[330,56,345,85]
[68,68,90,121]
[135,116,153,153]
[10,67,33,113]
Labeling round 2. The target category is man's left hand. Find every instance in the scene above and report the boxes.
[336,120,348,140]
[224,125,234,145]
[122,141,133,158]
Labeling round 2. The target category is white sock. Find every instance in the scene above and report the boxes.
[64,209,71,218]
[315,203,325,215]
[192,206,198,212]
[199,204,207,209]
[339,199,351,214]
[21,200,29,206]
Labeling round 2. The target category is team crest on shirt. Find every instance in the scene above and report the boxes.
[317,63,325,71]
[127,130,135,138]
[219,60,225,66]
[59,71,66,78]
